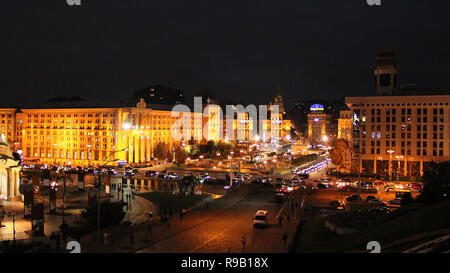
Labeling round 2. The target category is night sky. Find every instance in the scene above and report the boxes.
[1,0,449,109]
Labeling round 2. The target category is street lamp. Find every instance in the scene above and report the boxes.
[395,155,403,180]
[96,148,127,250]
[387,150,394,181]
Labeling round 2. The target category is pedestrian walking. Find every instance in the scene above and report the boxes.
[160,215,164,224]
[166,218,170,229]
[169,209,173,217]
[282,233,288,246]
[180,209,184,221]
[287,215,290,223]
[278,216,283,227]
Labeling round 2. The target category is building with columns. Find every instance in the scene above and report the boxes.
[0,134,21,200]
[345,94,450,177]
[0,97,291,167]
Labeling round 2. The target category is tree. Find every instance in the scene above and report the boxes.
[418,161,450,204]
[153,141,170,160]
[174,147,187,164]
[329,139,352,170]
[198,140,216,157]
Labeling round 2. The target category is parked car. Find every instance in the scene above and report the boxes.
[389,198,402,205]
[329,200,344,208]
[368,199,387,206]
[368,207,391,215]
[366,195,378,202]
[346,195,362,202]
[145,170,156,177]
[167,172,179,179]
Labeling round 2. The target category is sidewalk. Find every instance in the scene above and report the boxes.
[81,184,250,253]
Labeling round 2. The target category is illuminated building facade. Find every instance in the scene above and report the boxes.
[338,110,353,142]
[307,104,337,146]
[346,94,450,176]
[0,135,21,200]
[1,98,291,166]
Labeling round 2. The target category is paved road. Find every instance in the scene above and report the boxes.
[136,184,303,253]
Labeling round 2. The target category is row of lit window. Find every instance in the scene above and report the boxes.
[27,113,117,118]
[362,148,444,156]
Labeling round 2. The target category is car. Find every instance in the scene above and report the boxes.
[368,199,387,206]
[261,177,272,183]
[243,174,252,181]
[368,207,391,214]
[275,193,285,203]
[389,198,402,205]
[317,183,329,189]
[145,170,156,177]
[346,195,362,202]
[278,187,288,193]
[329,200,344,208]
[366,195,378,202]
[384,185,395,192]
[407,182,423,191]
[167,172,179,179]
[253,210,269,228]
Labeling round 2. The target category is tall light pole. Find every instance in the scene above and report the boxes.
[96,148,127,250]
[395,155,403,180]
[228,154,233,187]
[388,150,394,181]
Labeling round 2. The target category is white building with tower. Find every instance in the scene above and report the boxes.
[0,134,21,200]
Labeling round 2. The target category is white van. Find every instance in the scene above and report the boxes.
[253,210,269,228]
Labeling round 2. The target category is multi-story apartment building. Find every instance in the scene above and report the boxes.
[345,95,450,177]
[337,110,353,142]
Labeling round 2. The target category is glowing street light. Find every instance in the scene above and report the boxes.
[122,122,131,130]
[322,135,328,142]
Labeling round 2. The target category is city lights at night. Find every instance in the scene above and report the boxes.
[0,1,449,271]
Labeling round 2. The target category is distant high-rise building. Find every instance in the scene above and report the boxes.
[375,48,397,96]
